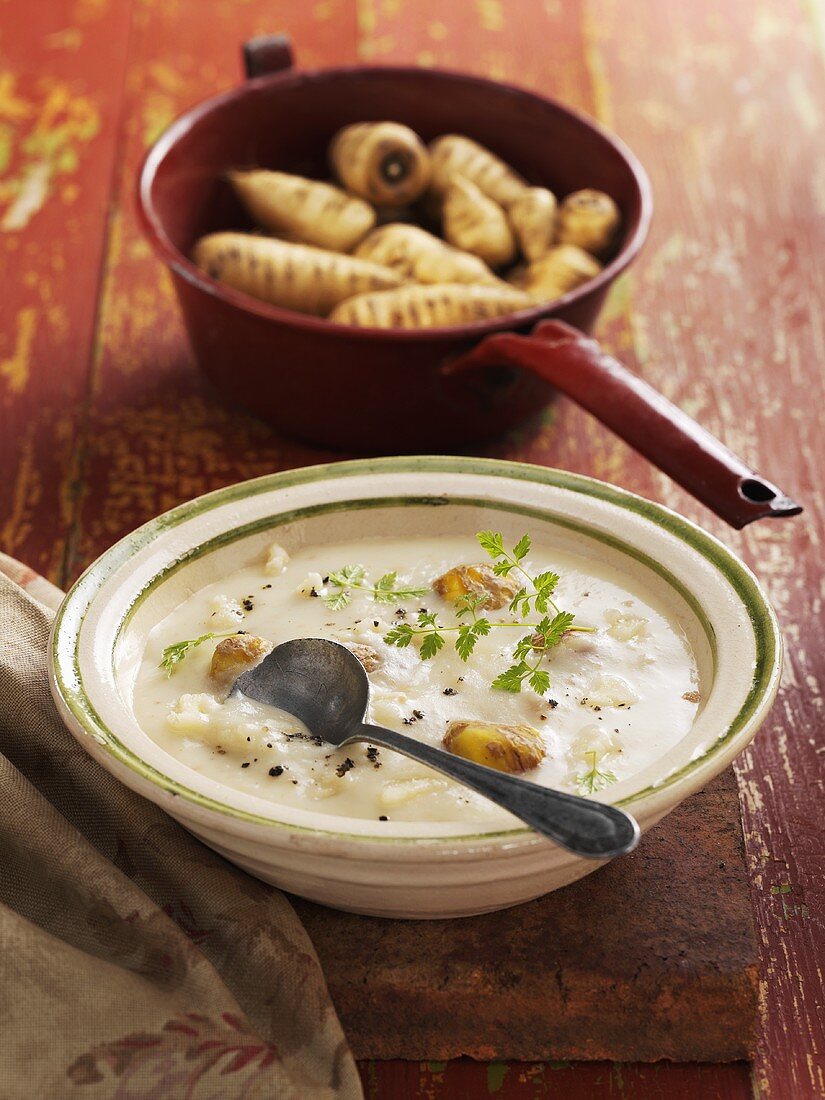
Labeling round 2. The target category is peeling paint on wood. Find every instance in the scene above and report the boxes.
[0,0,822,1097]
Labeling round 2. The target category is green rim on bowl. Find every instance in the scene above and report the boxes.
[51,456,780,841]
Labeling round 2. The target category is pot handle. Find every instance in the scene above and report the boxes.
[447,320,802,529]
[243,34,295,79]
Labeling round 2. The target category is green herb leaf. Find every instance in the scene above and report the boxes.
[455,618,490,662]
[375,570,398,592]
[323,564,426,609]
[455,592,488,619]
[508,587,530,618]
[382,583,429,601]
[544,611,575,647]
[323,565,364,609]
[328,564,365,586]
[532,571,560,613]
[377,529,583,692]
[473,618,491,638]
[533,570,560,594]
[513,533,531,561]
[477,530,505,558]
[528,668,551,695]
[577,750,618,795]
[492,662,531,693]
[420,631,446,660]
[324,590,352,611]
[370,571,428,603]
[159,631,236,676]
[384,624,415,648]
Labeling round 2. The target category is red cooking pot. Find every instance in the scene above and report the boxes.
[138,35,800,528]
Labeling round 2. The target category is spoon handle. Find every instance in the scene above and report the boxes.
[357,723,640,859]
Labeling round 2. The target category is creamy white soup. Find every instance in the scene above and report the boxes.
[133,534,700,824]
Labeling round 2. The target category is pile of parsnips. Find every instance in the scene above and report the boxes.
[193,122,620,329]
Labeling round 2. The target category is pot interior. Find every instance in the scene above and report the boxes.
[144,67,647,270]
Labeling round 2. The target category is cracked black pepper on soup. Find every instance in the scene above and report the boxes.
[132,530,699,825]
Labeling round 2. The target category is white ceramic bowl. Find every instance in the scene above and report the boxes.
[49,457,781,918]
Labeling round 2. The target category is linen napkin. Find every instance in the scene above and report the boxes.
[0,555,363,1100]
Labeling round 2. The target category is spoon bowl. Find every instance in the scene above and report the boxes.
[235,637,640,860]
[236,636,370,735]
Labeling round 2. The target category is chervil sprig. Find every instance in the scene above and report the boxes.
[492,612,575,694]
[477,530,562,619]
[576,750,618,795]
[384,595,493,663]
[455,593,492,660]
[160,631,239,676]
[323,566,427,610]
[325,532,593,696]
[385,611,448,660]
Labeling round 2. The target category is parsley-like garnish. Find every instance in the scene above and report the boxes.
[491,612,575,694]
[159,631,239,676]
[326,532,593,695]
[577,750,618,794]
[385,594,492,663]
[323,565,427,610]
[477,530,561,618]
[476,532,587,693]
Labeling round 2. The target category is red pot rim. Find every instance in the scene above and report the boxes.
[137,62,653,343]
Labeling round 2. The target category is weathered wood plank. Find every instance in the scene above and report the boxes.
[301,770,758,1064]
[350,7,761,1095]
[359,1058,752,1100]
[0,0,132,580]
[3,0,821,1096]
[62,0,357,580]
[587,2,824,1096]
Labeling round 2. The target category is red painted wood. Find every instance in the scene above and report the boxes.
[585,3,825,1097]
[359,1058,752,1100]
[450,320,801,527]
[0,0,132,580]
[62,0,359,579]
[2,0,822,1097]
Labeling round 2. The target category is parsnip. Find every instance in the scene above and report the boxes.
[556,188,620,256]
[328,281,531,328]
[508,186,558,262]
[413,248,505,287]
[521,244,602,303]
[228,169,375,252]
[193,232,402,316]
[330,121,431,205]
[442,176,517,267]
[354,223,500,285]
[428,134,527,207]
[354,223,441,278]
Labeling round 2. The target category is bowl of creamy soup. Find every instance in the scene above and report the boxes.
[49,457,781,918]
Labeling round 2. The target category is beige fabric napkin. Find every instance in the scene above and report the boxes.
[0,555,363,1100]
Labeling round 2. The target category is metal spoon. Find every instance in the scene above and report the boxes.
[234,637,640,859]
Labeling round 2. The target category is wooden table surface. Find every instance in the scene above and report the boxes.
[1,1,822,1097]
